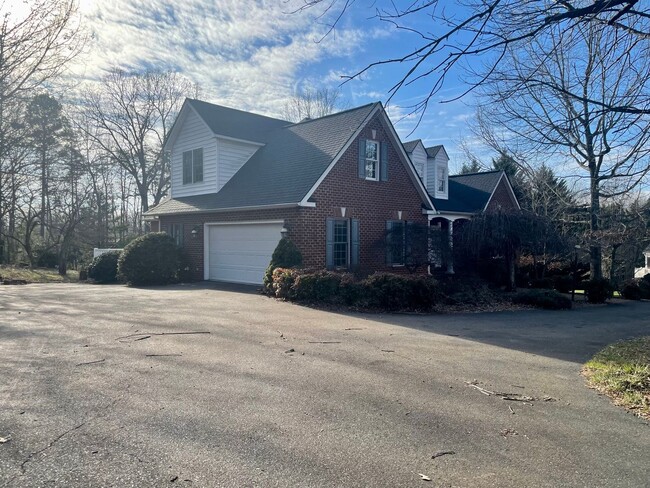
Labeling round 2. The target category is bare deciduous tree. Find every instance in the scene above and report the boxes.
[80,69,197,214]
[475,22,650,279]
[281,86,345,122]
[293,0,650,117]
[0,0,83,262]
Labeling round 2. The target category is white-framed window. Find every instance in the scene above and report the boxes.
[437,166,446,192]
[365,140,379,180]
[333,219,350,268]
[182,148,203,185]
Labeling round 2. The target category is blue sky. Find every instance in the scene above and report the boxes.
[67,0,484,171]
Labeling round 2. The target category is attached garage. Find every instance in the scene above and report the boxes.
[204,221,284,284]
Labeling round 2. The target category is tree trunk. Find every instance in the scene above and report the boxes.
[589,175,602,280]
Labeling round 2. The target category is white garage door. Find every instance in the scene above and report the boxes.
[207,222,283,284]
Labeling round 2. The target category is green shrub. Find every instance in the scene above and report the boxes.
[554,275,574,294]
[87,251,121,283]
[271,267,298,299]
[263,238,303,294]
[363,273,438,311]
[512,289,572,310]
[293,270,342,303]
[339,273,366,306]
[117,232,181,286]
[584,278,614,304]
[620,280,642,300]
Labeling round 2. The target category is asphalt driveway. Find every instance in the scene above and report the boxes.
[0,283,648,487]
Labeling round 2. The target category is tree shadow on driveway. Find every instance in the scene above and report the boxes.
[341,300,650,364]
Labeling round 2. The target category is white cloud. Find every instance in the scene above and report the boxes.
[69,0,373,117]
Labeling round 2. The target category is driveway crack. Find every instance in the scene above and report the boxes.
[19,421,87,474]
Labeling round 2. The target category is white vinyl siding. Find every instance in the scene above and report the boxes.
[410,143,427,181]
[426,151,449,200]
[170,109,217,198]
[217,138,259,190]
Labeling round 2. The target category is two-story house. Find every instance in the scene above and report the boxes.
[144,99,518,284]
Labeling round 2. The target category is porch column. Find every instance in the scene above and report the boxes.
[446,219,454,275]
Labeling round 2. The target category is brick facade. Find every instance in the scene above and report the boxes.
[157,112,430,281]
[485,176,519,211]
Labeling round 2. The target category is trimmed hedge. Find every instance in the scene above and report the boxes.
[117,232,181,286]
[363,273,438,311]
[512,289,572,310]
[268,268,439,312]
[88,251,121,283]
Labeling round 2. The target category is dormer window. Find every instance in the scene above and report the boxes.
[365,140,379,180]
[182,148,203,185]
[437,167,446,192]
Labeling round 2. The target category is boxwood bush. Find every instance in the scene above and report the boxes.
[263,238,303,295]
[117,232,181,286]
[512,289,572,310]
[362,273,438,311]
[87,251,121,283]
[293,270,342,303]
[267,269,438,311]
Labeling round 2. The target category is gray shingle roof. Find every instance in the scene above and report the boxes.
[432,170,504,213]
[148,103,378,215]
[187,99,290,143]
[425,145,443,158]
[403,140,420,153]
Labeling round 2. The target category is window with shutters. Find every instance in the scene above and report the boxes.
[365,140,379,180]
[182,148,203,185]
[327,218,359,270]
[333,219,350,268]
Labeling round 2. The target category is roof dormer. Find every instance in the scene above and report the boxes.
[425,145,449,200]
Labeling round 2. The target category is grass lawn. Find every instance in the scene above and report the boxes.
[0,265,79,283]
[583,336,650,420]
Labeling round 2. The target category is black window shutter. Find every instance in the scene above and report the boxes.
[326,218,335,270]
[358,139,366,178]
[351,219,360,268]
[385,221,393,265]
[380,142,388,181]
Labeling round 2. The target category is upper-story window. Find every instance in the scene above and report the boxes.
[182,148,203,185]
[365,140,379,180]
[437,166,446,192]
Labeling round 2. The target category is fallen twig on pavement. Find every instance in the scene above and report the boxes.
[75,359,106,366]
[116,331,210,342]
[431,450,455,459]
[465,381,536,403]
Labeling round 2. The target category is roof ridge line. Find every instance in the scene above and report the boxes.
[287,102,379,126]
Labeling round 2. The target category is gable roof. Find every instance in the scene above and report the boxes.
[431,170,505,213]
[426,145,444,158]
[148,103,381,215]
[186,99,290,143]
[403,140,421,153]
